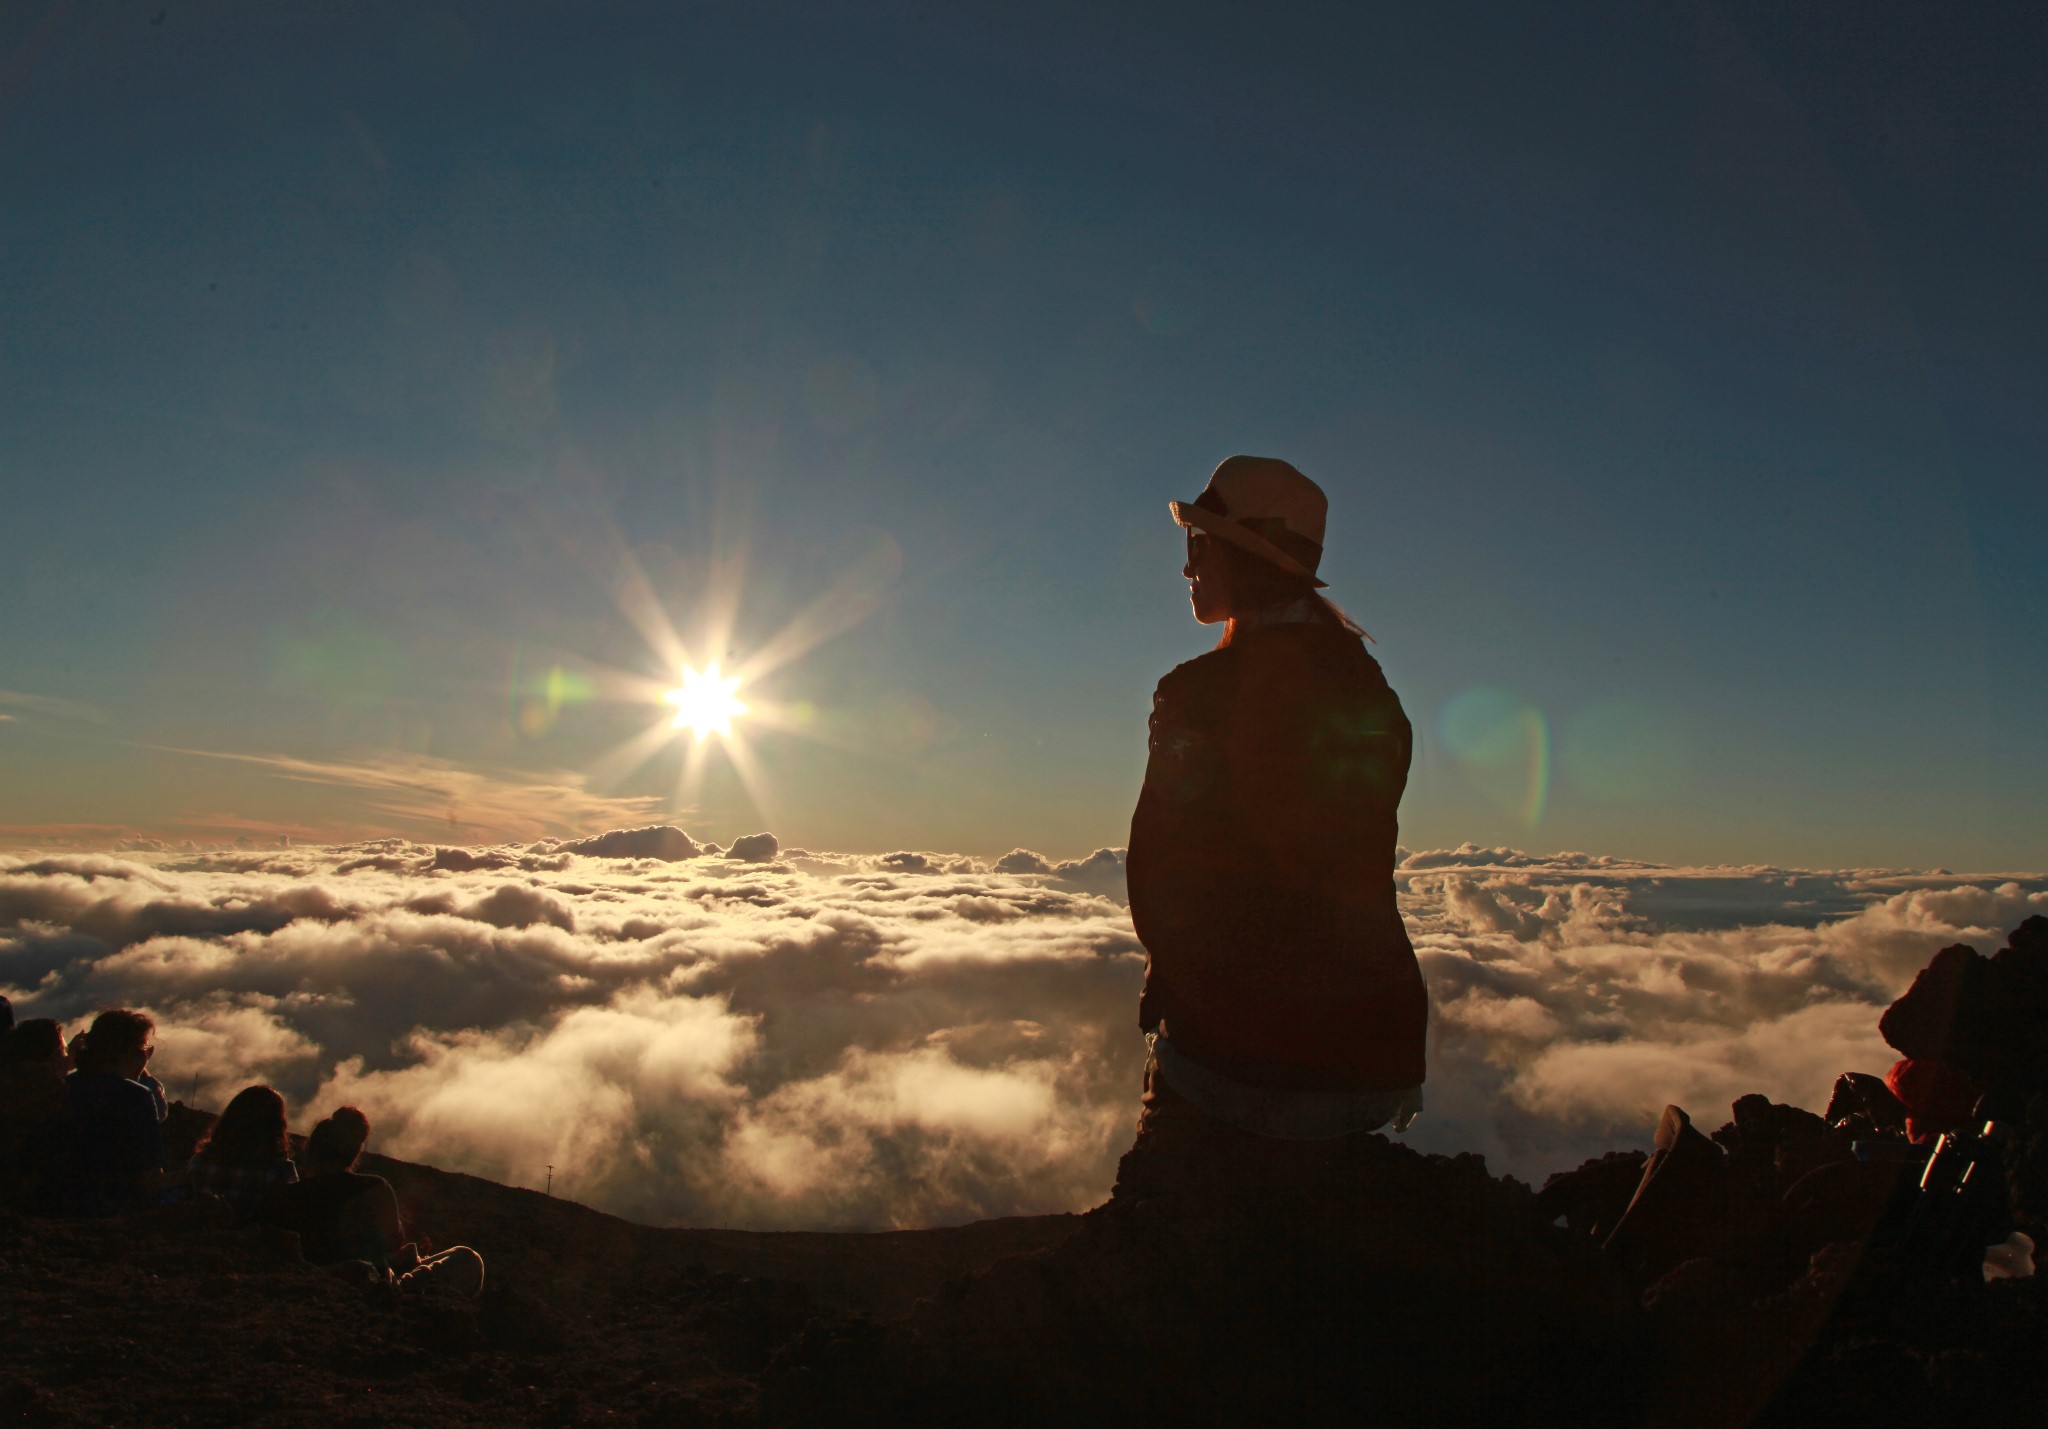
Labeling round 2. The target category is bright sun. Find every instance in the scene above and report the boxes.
[663,663,748,738]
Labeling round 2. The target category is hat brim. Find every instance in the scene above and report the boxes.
[1170,500,1328,588]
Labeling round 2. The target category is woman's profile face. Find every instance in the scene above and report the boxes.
[1183,530,1233,625]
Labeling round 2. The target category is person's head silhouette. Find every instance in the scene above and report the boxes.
[301,1107,372,1175]
[1171,456,1366,643]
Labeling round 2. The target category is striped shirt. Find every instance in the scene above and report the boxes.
[188,1154,298,1217]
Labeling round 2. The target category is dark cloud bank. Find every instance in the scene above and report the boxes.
[3,832,2042,1229]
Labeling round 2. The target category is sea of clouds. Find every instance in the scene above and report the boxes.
[3,829,2043,1229]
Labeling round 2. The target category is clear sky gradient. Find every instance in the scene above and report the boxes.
[2,0,2043,868]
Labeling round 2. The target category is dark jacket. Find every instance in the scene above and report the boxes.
[1127,616,1427,1091]
[55,1072,165,1217]
[266,1170,405,1267]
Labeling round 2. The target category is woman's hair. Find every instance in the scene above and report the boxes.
[74,1009,152,1074]
[1212,540,1368,648]
[194,1085,290,1165]
[0,1018,66,1066]
[301,1106,371,1174]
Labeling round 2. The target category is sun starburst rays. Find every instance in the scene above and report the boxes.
[554,515,902,834]
[663,663,748,738]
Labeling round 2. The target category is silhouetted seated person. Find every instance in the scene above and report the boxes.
[188,1084,299,1220]
[60,1024,162,1118]
[266,1108,485,1296]
[55,1009,178,1218]
[1127,458,1427,1161]
[0,1018,72,1209]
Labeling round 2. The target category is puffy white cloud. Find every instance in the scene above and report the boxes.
[0,838,1140,1228]
[2,838,2041,1225]
[724,832,780,863]
[1402,856,2048,1174]
[993,849,1054,875]
[555,825,701,861]
[1048,848,1128,899]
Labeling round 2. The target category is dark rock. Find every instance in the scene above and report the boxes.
[2009,1092,2048,1228]
[1881,943,1990,1063]
[1823,1071,1909,1135]
[1605,1105,1751,1279]
[1643,1255,1745,1321]
[1714,1094,1831,1164]
[1983,915,2048,1106]
[477,1285,566,1355]
[1779,1158,1909,1268]
[833,1097,1647,1425]
[405,1298,485,1355]
[1876,931,2048,1106]
[1758,1334,1935,1426]
[2004,913,2048,959]
[760,1315,904,1426]
[1537,1149,1647,1240]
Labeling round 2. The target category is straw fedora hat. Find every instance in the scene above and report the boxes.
[1169,455,1329,588]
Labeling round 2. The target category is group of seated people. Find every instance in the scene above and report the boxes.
[0,998,483,1296]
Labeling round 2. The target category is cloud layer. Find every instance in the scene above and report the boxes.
[4,835,2042,1226]
[1399,850,2048,1173]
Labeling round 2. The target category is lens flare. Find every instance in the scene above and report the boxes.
[663,664,748,739]
[1439,687,1549,828]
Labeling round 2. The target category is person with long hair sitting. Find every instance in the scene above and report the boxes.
[0,1018,72,1210]
[265,1107,485,1296]
[188,1084,299,1219]
[55,1009,179,1217]
[1126,456,1427,1157]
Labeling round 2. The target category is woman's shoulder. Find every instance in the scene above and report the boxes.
[66,1071,157,1109]
[1152,646,1242,721]
[1153,623,1394,704]
[1156,644,1232,688]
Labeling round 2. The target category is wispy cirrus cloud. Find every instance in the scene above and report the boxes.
[0,688,108,725]
[148,746,668,843]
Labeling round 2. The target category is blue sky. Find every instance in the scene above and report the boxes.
[2,0,2042,867]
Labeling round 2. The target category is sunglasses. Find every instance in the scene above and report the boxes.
[1185,529,1213,560]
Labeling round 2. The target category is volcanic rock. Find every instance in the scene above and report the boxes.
[766,1101,1644,1424]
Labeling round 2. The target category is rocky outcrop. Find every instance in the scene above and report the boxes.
[765,1091,1642,1423]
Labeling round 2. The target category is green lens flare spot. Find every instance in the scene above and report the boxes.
[1439,687,1549,828]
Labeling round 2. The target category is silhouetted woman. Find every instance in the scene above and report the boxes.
[0,1018,71,1209]
[1126,456,1427,1141]
[189,1084,298,1219]
[265,1107,486,1296]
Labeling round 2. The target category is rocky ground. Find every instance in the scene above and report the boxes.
[0,1110,1078,1427]
[6,920,2048,1425]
